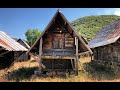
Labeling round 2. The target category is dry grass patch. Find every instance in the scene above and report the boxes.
[1,57,120,82]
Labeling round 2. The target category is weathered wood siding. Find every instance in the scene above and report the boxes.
[65,33,74,49]
[42,25,75,56]
[93,42,120,65]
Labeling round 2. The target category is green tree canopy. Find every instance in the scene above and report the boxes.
[25,29,42,46]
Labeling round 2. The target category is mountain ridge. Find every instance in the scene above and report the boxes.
[71,15,120,41]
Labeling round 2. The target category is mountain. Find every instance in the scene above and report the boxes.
[71,15,120,41]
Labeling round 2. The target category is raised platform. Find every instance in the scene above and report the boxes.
[41,55,76,59]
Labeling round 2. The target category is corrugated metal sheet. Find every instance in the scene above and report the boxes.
[88,20,120,48]
[0,31,28,51]
[13,38,30,49]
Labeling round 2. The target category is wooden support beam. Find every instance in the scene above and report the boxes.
[39,37,43,56]
[76,37,78,57]
[44,49,75,52]
[71,59,74,70]
[79,36,93,54]
[38,37,43,75]
[78,51,90,56]
[75,37,78,75]
[52,59,54,70]
[29,53,45,68]
[41,55,75,59]
[0,51,10,57]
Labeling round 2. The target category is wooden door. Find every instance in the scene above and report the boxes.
[53,34,64,49]
[53,38,59,49]
[59,38,64,49]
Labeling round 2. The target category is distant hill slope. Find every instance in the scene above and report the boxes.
[71,15,120,41]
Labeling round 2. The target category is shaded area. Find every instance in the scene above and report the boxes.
[4,67,38,81]
[83,60,120,80]
[0,52,14,69]
[4,66,70,81]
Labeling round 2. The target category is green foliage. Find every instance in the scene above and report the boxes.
[25,29,42,45]
[25,29,42,46]
[5,67,38,81]
[71,15,120,41]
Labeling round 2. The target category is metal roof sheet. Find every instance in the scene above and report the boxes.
[88,20,120,48]
[0,31,28,51]
[13,38,30,49]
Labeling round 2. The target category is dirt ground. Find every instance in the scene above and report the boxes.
[0,57,98,82]
[0,59,38,82]
[1,57,120,82]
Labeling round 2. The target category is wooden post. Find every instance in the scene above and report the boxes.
[39,37,42,75]
[71,59,74,70]
[75,37,78,75]
[0,51,10,57]
[91,53,93,61]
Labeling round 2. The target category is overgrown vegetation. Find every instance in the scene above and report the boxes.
[83,60,120,80]
[1,57,120,82]
[5,67,38,81]
[71,15,120,41]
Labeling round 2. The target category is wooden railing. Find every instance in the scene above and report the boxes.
[43,49,75,56]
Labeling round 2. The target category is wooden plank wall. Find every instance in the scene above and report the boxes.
[65,33,74,48]
[93,42,120,66]
[43,33,74,49]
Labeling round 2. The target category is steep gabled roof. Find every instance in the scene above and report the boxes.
[88,20,120,48]
[17,39,30,49]
[0,31,28,51]
[13,38,30,49]
[27,10,92,54]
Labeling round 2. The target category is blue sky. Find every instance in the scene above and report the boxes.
[0,8,120,40]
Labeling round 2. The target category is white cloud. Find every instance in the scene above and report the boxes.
[113,8,120,16]
[97,8,120,16]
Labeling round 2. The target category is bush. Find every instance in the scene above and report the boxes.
[5,67,38,81]
[82,60,120,80]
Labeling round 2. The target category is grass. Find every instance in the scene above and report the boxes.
[1,57,120,82]
[5,67,38,81]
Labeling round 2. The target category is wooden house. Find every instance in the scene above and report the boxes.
[0,31,28,69]
[27,10,92,76]
[13,38,30,61]
[88,20,120,66]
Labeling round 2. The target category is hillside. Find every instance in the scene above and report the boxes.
[71,15,120,41]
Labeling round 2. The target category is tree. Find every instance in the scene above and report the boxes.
[25,29,42,46]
